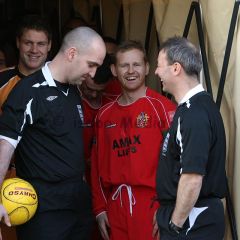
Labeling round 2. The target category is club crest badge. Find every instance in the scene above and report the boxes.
[136,112,149,128]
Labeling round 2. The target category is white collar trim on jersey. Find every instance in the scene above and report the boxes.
[179,84,205,105]
[41,61,57,87]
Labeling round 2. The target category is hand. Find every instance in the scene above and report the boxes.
[152,210,160,240]
[0,204,11,240]
[96,211,110,240]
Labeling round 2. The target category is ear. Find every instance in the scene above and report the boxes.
[47,40,52,52]
[110,64,117,77]
[172,62,181,75]
[145,62,150,76]
[67,47,77,61]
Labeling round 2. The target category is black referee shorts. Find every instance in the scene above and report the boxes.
[16,209,94,240]
[16,177,94,240]
[157,198,225,240]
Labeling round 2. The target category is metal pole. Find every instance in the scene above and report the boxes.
[58,0,62,41]
[216,1,240,107]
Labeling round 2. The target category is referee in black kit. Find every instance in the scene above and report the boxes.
[153,36,227,240]
[0,27,106,240]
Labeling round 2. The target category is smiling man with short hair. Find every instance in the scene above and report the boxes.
[0,14,52,110]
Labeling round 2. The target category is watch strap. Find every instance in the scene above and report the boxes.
[169,220,182,234]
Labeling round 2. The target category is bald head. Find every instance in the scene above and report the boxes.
[60,26,104,54]
[49,26,106,85]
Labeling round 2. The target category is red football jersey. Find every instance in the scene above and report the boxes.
[91,88,176,215]
[82,95,117,160]
[82,94,119,184]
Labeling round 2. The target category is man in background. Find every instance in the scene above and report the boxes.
[102,36,121,96]
[0,15,52,240]
[80,53,116,240]
[79,53,117,184]
[0,14,52,109]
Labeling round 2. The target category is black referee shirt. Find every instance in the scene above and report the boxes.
[156,88,227,202]
[0,63,85,182]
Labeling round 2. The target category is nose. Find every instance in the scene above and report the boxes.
[30,44,38,53]
[89,67,97,78]
[155,67,160,76]
[128,65,134,73]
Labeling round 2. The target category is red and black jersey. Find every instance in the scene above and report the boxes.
[91,87,176,215]
[0,66,25,111]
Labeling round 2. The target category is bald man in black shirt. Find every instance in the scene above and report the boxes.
[0,26,106,240]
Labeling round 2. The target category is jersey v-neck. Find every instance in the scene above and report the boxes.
[54,80,70,96]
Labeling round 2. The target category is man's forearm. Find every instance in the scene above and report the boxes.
[0,139,15,185]
[171,173,203,227]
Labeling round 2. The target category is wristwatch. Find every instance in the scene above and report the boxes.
[169,220,182,234]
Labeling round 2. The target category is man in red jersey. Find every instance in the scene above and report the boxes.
[80,54,119,240]
[91,40,176,240]
[79,54,117,183]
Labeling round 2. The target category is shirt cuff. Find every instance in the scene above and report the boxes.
[0,135,18,148]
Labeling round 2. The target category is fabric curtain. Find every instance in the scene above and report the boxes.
[74,1,240,238]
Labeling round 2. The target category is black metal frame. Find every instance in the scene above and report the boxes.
[216,1,240,107]
[145,2,160,52]
[91,5,102,35]
[216,3,240,239]
[145,2,154,53]
[116,2,160,49]
[183,1,212,96]
[116,4,123,43]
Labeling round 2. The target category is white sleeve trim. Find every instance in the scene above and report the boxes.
[0,135,18,148]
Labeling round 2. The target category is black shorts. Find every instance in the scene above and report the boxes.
[157,198,225,240]
[16,209,94,240]
[16,178,94,240]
